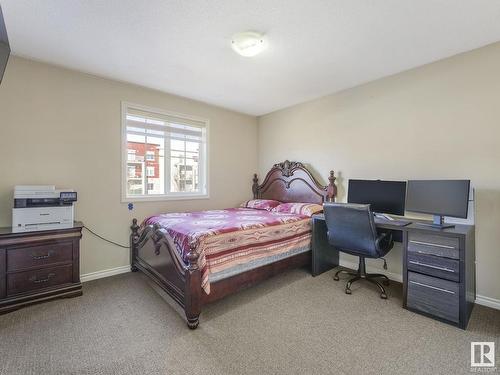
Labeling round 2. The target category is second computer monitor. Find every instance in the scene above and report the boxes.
[348,179,407,215]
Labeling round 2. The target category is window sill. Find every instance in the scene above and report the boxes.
[122,193,210,203]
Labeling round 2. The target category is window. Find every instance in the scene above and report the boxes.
[122,103,208,201]
[127,150,136,161]
[127,166,136,178]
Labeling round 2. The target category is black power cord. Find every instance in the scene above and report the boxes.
[83,225,129,249]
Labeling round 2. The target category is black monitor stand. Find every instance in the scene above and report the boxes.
[416,215,455,229]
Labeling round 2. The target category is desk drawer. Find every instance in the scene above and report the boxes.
[407,272,459,323]
[408,233,460,259]
[7,264,73,296]
[407,253,460,282]
[7,242,73,272]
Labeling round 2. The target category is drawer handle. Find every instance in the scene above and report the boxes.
[409,240,456,249]
[32,251,53,260]
[417,250,434,255]
[414,250,457,260]
[30,273,56,284]
[409,280,455,294]
[408,261,455,273]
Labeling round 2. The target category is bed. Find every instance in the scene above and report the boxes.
[130,160,337,329]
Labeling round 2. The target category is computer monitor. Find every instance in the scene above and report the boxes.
[406,180,470,228]
[347,179,407,215]
[0,5,10,85]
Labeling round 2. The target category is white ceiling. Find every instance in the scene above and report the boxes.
[3,0,500,116]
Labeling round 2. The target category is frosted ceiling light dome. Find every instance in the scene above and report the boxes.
[231,31,267,57]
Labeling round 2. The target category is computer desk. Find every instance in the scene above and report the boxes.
[311,213,475,329]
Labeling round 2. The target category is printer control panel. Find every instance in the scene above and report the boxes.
[60,191,77,203]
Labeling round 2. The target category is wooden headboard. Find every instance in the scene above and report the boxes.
[252,160,337,205]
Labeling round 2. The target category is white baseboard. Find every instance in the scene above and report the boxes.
[475,295,500,310]
[80,265,131,283]
[79,261,500,311]
[338,260,500,310]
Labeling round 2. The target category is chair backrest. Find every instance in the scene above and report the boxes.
[323,202,380,258]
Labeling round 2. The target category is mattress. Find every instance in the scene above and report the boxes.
[144,208,312,294]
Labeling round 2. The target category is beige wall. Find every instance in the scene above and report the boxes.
[259,42,500,301]
[1,44,499,302]
[0,56,258,276]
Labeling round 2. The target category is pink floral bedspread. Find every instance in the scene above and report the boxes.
[144,208,311,294]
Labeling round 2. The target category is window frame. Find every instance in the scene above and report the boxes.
[121,102,210,202]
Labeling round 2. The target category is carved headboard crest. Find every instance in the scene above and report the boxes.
[253,160,337,204]
[273,160,304,178]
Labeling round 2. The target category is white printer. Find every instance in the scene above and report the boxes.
[12,185,77,232]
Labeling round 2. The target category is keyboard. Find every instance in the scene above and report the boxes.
[374,216,412,227]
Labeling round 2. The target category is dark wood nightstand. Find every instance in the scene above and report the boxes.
[0,222,83,314]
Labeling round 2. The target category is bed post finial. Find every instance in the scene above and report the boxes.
[131,218,139,237]
[327,170,337,202]
[186,239,200,270]
[130,218,140,272]
[252,173,259,199]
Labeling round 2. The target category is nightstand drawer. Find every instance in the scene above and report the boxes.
[7,242,73,271]
[408,233,460,259]
[407,272,459,323]
[7,264,73,296]
[407,252,460,282]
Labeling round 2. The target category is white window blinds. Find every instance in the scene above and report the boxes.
[126,108,206,143]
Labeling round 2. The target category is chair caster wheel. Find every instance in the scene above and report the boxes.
[380,293,387,299]
[333,276,340,281]
[383,280,390,286]
[345,288,352,295]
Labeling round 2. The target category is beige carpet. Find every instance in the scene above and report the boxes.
[0,268,499,375]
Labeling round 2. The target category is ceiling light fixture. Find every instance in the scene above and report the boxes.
[231,31,267,57]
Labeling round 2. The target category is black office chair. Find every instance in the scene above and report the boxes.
[323,203,394,299]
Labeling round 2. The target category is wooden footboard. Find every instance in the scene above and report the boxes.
[130,218,311,329]
[129,160,337,329]
[130,219,201,329]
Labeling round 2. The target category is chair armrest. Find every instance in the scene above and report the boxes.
[375,231,393,251]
